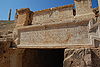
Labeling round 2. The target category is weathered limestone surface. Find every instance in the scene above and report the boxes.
[16,8,33,27]
[74,0,93,15]
[32,5,74,25]
[0,0,100,67]
[19,24,89,45]
[64,48,92,67]
[17,13,94,47]
[64,48,100,67]
[15,2,95,47]
[88,16,100,47]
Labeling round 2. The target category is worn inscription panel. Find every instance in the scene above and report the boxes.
[19,25,90,46]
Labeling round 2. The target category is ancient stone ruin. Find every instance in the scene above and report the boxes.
[0,0,100,67]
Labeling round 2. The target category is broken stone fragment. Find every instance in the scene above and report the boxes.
[16,8,33,27]
[17,8,30,15]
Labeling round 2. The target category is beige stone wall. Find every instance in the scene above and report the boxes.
[32,5,74,25]
[64,48,92,67]
[0,23,15,34]
[74,0,93,15]
[16,14,28,26]
[16,8,33,27]
[17,11,95,47]
[19,23,89,46]
[64,48,100,67]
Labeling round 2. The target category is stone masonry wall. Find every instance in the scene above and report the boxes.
[64,48,100,67]
[16,8,33,27]
[17,11,94,47]
[0,23,15,34]
[74,0,93,15]
[15,0,96,47]
[19,24,89,46]
[32,5,74,25]
[11,0,100,67]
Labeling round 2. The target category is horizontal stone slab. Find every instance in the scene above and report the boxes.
[0,38,13,42]
[17,44,93,49]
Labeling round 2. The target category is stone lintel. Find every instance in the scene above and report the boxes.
[17,45,94,49]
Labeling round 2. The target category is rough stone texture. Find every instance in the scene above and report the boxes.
[64,48,92,67]
[0,41,12,67]
[88,16,100,47]
[74,0,93,15]
[32,5,74,25]
[0,22,16,67]
[0,23,15,35]
[0,0,100,67]
[91,48,100,67]
[64,48,100,67]
[16,8,33,27]
[19,24,89,46]
[17,6,95,47]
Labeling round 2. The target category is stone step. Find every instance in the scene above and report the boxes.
[0,38,13,42]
